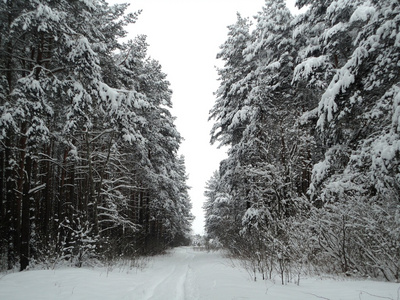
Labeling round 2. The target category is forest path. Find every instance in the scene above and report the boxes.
[133,247,198,300]
[1,247,398,300]
[129,247,237,300]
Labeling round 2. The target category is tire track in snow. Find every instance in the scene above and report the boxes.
[143,248,198,300]
[175,264,188,300]
[184,265,200,300]
[142,264,177,300]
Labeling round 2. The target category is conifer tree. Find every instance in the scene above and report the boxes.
[207,0,399,281]
[0,0,191,270]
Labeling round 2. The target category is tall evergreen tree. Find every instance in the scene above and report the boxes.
[207,0,399,281]
[0,0,192,270]
[304,0,400,279]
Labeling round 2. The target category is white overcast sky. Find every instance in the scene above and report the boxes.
[106,0,306,235]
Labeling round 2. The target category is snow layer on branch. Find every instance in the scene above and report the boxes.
[215,193,231,205]
[310,145,352,200]
[311,160,330,190]
[322,22,348,43]
[317,68,354,128]
[0,111,16,138]
[64,81,93,133]
[12,2,65,33]
[242,207,264,229]
[367,87,400,178]
[99,82,119,114]
[315,86,400,201]
[133,94,150,110]
[326,0,355,18]
[228,105,252,131]
[292,56,329,83]
[27,116,50,143]
[317,1,400,130]
[372,136,398,166]
[66,35,99,69]
[349,133,400,197]
[266,61,281,70]
[79,0,97,10]
[299,107,318,125]
[36,3,62,32]
[350,3,376,23]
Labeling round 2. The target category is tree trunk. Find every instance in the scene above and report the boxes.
[4,134,16,269]
[94,133,114,236]
[0,146,4,254]
[20,155,32,271]
[86,131,94,222]
[15,123,28,269]
[42,145,52,244]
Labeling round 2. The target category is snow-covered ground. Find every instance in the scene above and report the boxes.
[0,247,398,300]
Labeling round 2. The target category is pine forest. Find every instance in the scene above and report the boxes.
[0,0,399,284]
[205,0,399,282]
[0,0,193,271]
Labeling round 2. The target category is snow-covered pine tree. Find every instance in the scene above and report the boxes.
[209,2,312,280]
[164,155,194,247]
[210,13,253,147]
[0,0,73,270]
[0,0,191,270]
[208,13,257,257]
[295,0,400,280]
[139,60,188,252]
[207,0,399,281]
[203,171,235,248]
[239,0,296,225]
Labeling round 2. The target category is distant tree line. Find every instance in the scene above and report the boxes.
[0,0,193,271]
[205,0,399,282]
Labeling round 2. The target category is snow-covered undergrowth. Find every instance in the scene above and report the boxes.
[0,247,398,300]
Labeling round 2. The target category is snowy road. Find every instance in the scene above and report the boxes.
[133,248,198,300]
[128,247,257,300]
[0,247,399,300]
